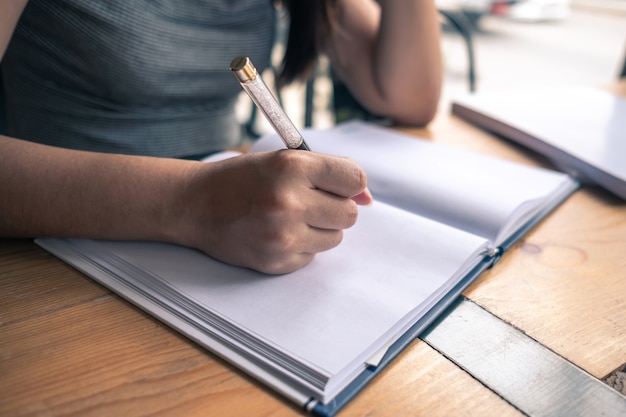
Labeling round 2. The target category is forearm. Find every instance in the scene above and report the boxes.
[0,135,371,274]
[328,0,442,126]
[375,0,442,124]
[0,0,27,59]
[0,135,195,243]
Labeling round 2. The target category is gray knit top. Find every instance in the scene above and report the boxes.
[2,0,275,157]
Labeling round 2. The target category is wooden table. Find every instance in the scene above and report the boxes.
[2,83,625,416]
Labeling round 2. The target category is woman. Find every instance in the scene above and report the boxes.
[0,0,441,274]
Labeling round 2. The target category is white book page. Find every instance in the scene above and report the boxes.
[452,85,624,199]
[250,121,571,243]
[90,201,486,380]
[454,85,626,180]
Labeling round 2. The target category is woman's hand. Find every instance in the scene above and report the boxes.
[175,150,373,274]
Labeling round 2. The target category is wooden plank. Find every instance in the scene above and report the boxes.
[423,298,626,417]
[343,339,523,417]
[0,294,300,417]
[425,82,626,381]
[0,239,108,325]
[464,188,626,379]
[0,279,522,417]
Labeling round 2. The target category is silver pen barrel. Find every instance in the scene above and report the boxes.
[230,56,310,150]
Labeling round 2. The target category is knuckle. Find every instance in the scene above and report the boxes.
[270,229,299,254]
[247,234,296,275]
[269,150,308,176]
[254,241,313,275]
[260,255,312,275]
[257,257,290,275]
[257,223,300,257]
[257,192,304,223]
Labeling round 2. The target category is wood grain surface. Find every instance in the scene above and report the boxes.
[0,242,521,417]
[2,81,624,416]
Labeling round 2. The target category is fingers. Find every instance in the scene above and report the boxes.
[292,188,356,230]
[266,150,372,230]
[188,150,372,275]
[235,225,344,275]
[303,151,370,200]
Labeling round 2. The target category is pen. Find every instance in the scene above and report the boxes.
[230,56,311,151]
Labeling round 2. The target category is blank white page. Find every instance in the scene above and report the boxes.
[250,121,571,242]
[86,201,485,379]
[453,85,626,198]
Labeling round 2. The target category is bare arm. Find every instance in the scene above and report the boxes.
[0,136,371,274]
[0,0,27,57]
[327,0,442,126]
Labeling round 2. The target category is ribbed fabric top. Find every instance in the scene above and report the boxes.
[2,0,275,157]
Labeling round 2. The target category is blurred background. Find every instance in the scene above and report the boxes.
[437,0,626,109]
[241,0,626,135]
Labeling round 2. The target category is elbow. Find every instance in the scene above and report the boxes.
[390,97,439,127]
[377,86,441,127]
[341,77,442,127]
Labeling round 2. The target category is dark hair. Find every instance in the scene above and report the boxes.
[278,0,338,86]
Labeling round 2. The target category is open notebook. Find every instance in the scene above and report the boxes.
[36,121,578,416]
